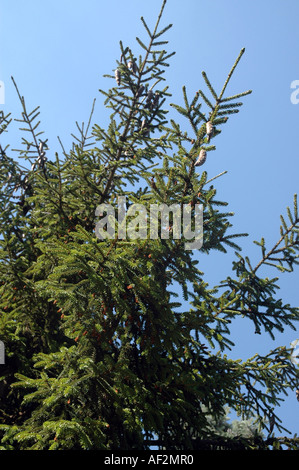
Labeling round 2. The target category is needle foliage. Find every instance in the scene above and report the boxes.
[0,0,299,451]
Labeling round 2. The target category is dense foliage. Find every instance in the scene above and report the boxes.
[0,0,299,450]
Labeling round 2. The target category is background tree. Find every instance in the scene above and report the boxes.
[0,0,299,450]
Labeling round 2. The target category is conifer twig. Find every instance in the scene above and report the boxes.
[253,214,299,274]
[218,48,246,101]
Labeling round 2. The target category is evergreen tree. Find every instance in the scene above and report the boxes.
[1,0,299,450]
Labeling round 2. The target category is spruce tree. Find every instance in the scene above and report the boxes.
[1,0,299,451]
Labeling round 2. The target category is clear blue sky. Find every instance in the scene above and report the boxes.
[1,0,299,437]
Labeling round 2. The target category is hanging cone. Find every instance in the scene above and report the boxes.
[206,121,214,142]
[135,85,144,98]
[128,60,138,74]
[146,89,153,106]
[115,68,121,86]
[153,91,160,107]
[195,149,207,167]
[37,153,47,169]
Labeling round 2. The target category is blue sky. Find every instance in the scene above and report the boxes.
[1,0,299,437]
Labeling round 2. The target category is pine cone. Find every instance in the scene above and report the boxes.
[206,121,214,143]
[115,68,121,86]
[145,89,154,108]
[135,85,144,98]
[37,153,47,169]
[153,91,160,107]
[296,389,299,402]
[128,60,138,74]
[195,149,207,167]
